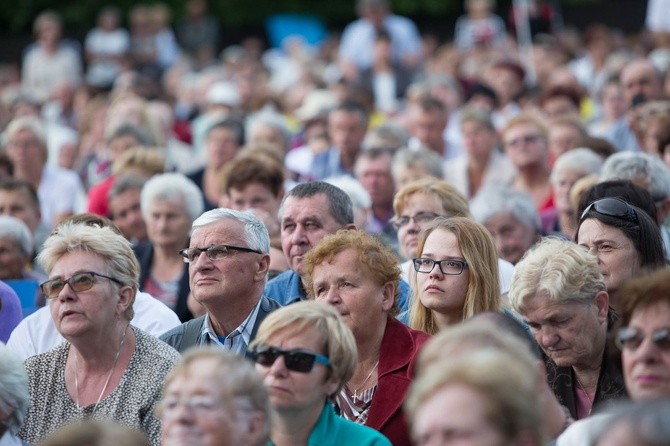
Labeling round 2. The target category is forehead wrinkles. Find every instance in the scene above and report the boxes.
[191,221,247,245]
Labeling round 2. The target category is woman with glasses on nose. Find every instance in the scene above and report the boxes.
[575,196,665,314]
[557,267,670,445]
[249,301,391,446]
[17,222,180,446]
[410,216,501,335]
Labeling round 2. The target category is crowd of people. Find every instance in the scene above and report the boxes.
[2,0,670,444]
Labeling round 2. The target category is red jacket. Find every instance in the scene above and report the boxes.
[367,317,431,446]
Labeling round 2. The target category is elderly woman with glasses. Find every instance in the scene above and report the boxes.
[576,197,666,313]
[17,222,180,446]
[409,216,501,334]
[249,301,391,446]
[159,348,270,446]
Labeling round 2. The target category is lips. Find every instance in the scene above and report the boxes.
[424,284,443,293]
[634,374,666,385]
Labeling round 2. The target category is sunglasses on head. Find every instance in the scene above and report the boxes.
[580,197,639,224]
[248,346,330,373]
[616,327,670,351]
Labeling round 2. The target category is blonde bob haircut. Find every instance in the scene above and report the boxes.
[393,178,471,219]
[501,112,549,143]
[303,229,402,316]
[410,217,500,335]
[509,237,605,314]
[249,301,357,393]
[37,222,140,320]
[159,347,270,441]
[405,349,545,446]
[3,116,48,162]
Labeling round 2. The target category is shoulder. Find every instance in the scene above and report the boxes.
[159,315,206,350]
[25,343,67,374]
[135,328,180,364]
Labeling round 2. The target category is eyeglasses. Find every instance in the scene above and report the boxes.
[616,327,670,351]
[580,197,638,224]
[248,346,330,373]
[390,212,440,230]
[160,395,225,417]
[504,134,543,148]
[413,258,468,275]
[179,244,262,263]
[40,271,124,298]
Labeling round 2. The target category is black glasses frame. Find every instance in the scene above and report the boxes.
[41,271,124,299]
[580,197,639,224]
[179,244,262,263]
[248,346,330,373]
[413,258,468,275]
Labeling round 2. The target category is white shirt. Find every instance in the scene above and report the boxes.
[6,291,181,361]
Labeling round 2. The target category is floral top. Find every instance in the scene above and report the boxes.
[19,327,179,446]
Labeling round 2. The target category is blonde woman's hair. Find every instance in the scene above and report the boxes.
[393,178,471,219]
[111,147,166,176]
[37,222,139,320]
[405,348,545,446]
[249,301,358,393]
[409,217,501,335]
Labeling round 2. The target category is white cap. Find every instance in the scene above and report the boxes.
[205,81,240,107]
[294,89,336,122]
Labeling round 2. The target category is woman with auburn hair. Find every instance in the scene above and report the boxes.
[409,216,501,335]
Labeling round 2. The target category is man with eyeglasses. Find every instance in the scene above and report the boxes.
[557,267,670,445]
[160,208,280,354]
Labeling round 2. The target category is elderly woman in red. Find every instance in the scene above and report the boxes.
[304,230,430,446]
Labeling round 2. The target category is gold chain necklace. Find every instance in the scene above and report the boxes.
[74,326,128,415]
[349,361,379,400]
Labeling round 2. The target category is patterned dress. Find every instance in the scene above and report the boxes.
[18,327,179,446]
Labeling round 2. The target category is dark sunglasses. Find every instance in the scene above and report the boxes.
[40,271,124,299]
[616,327,670,351]
[248,346,330,373]
[580,197,638,224]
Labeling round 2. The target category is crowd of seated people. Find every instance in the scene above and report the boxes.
[3,0,670,443]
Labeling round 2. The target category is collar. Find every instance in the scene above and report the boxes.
[202,299,263,354]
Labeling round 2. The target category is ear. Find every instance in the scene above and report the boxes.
[594,290,609,324]
[657,197,670,224]
[254,253,271,282]
[345,223,356,230]
[380,281,395,312]
[324,375,340,398]
[117,285,135,316]
[241,409,267,444]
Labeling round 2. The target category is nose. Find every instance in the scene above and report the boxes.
[268,354,289,376]
[322,288,342,305]
[290,225,309,246]
[56,281,77,301]
[428,264,444,280]
[635,335,662,364]
[539,328,560,350]
[191,250,213,271]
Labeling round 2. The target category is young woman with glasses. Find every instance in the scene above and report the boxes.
[248,301,391,446]
[409,216,501,335]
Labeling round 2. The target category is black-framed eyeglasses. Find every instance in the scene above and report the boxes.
[248,346,330,373]
[616,327,670,351]
[40,271,124,299]
[390,212,440,230]
[179,244,262,263]
[413,258,468,275]
[580,197,639,224]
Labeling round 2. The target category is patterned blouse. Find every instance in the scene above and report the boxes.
[18,327,180,446]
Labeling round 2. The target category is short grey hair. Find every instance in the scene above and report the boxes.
[245,112,291,151]
[470,186,541,231]
[108,173,146,201]
[192,208,270,254]
[391,148,445,181]
[600,151,670,201]
[0,342,29,434]
[140,173,204,222]
[279,181,354,227]
[551,148,604,185]
[509,237,605,313]
[0,215,33,254]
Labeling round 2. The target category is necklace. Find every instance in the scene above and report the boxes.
[349,361,379,400]
[73,326,128,415]
[574,372,594,416]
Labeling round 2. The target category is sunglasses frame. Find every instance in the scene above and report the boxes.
[580,197,639,224]
[616,326,670,351]
[249,346,330,373]
[40,271,124,299]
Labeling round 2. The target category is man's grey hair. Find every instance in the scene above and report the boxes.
[192,208,270,254]
[108,173,146,201]
[550,148,604,185]
[278,182,354,226]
